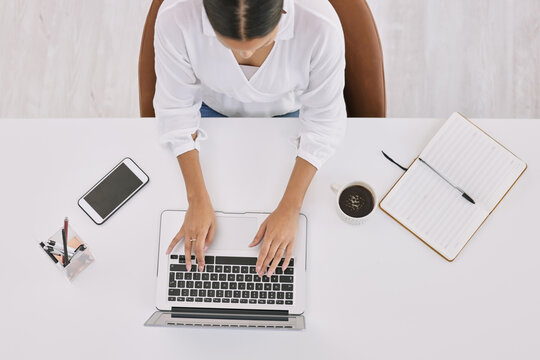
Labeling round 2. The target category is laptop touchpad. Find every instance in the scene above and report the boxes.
[210,216,259,250]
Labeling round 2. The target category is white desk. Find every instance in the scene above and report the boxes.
[0,117,539,359]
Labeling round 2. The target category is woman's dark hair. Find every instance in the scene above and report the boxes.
[203,0,284,40]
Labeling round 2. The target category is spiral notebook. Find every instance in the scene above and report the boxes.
[379,113,527,261]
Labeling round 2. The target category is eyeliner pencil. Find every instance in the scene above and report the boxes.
[418,158,475,204]
[61,228,68,266]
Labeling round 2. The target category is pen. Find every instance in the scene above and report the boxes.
[45,245,75,255]
[40,242,59,264]
[61,228,69,266]
[418,158,475,204]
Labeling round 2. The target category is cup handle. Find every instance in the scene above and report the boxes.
[330,183,341,194]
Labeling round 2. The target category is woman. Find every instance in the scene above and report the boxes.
[155,0,346,278]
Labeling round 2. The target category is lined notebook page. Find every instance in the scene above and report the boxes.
[381,113,526,260]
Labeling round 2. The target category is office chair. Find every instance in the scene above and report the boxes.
[139,0,386,118]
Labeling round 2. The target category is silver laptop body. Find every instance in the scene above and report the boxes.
[145,210,307,329]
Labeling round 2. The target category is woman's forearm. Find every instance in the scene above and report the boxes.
[278,157,317,212]
[177,132,209,203]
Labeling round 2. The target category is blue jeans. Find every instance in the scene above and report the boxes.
[200,102,300,118]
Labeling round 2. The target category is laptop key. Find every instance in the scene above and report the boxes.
[264,284,271,291]
[251,291,258,298]
[262,276,270,283]
[170,255,178,259]
[222,298,230,303]
[236,274,244,281]
[190,289,197,297]
[216,256,257,265]
[193,273,201,280]
[168,289,180,296]
[229,282,237,290]
[215,265,223,272]
[256,283,263,291]
[195,298,203,302]
[210,274,218,281]
[273,284,280,291]
[169,272,175,282]
[224,266,231,273]
[267,300,275,304]
[170,264,183,271]
[249,299,257,304]
[186,297,194,302]
[184,273,192,280]
[258,300,266,304]
[199,290,206,297]
[186,281,194,288]
[168,297,176,301]
[277,292,284,299]
[177,297,185,302]
[216,290,224,297]
[286,301,293,305]
[245,275,253,282]
[284,267,294,275]
[271,275,278,283]
[219,274,227,281]
[220,283,228,289]
[233,291,241,298]
[268,292,276,299]
[208,290,215,297]
[242,291,250,298]
[254,275,261,282]
[178,280,185,288]
[282,284,293,291]
[204,298,212,303]
[247,283,254,290]
[241,266,248,273]
[169,280,177,288]
[227,274,235,281]
[205,256,215,264]
[213,298,221,303]
[232,266,240,273]
[275,267,282,275]
[231,299,239,303]
[286,292,293,299]
[182,289,189,296]
[225,290,232,298]
[195,281,202,289]
[260,292,267,299]
[206,265,214,272]
[249,266,257,274]
[202,273,209,281]
[212,282,220,289]
[280,276,293,283]
[238,283,246,290]
[203,281,211,289]
[176,272,183,280]
[277,300,284,305]
[240,299,248,304]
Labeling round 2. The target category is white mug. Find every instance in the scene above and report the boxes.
[331,181,377,225]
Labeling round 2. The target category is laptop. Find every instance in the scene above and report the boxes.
[145,210,307,329]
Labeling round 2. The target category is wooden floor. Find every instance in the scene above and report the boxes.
[0,0,538,118]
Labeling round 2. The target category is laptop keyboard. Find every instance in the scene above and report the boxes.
[168,255,294,306]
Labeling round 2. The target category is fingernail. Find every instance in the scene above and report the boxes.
[204,246,208,252]
[199,265,204,272]
[256,266,260,273]
[186,264,191,272]
[267,271,273,277]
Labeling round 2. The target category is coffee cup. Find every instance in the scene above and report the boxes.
[331,181,377,224]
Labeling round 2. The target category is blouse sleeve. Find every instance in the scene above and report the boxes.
[153,9,206,157]
[296,25,347,170]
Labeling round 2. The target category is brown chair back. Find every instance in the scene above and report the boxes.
[138,0,386,118]
[329,0,386,117]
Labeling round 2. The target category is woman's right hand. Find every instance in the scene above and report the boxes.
[166,193,216,272]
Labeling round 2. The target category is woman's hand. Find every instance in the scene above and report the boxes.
[166,193,216,272]
[250,204,299,277]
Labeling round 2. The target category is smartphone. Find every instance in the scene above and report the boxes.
[78,158,149,225]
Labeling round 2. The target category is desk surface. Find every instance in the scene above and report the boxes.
[0,117,539,360]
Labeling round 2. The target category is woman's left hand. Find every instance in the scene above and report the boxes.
[249,204,299,277]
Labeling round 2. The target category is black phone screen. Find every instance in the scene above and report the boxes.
[83,163,143,219]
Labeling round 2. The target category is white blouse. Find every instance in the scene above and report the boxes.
[154,0,347,169]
